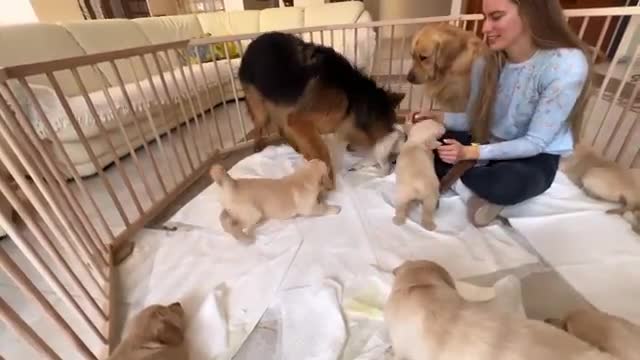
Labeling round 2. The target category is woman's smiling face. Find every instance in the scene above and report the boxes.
[481,0,527,51]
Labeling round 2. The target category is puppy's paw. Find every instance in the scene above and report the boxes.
[421,219,436,231]
[327,205,342,215]
[392,215,406,225]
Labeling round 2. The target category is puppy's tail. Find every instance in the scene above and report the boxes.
[209,164,235,188]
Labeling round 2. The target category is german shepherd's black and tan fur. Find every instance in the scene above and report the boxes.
[238,31,405,189]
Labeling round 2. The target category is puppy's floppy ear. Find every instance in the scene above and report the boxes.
[387,91,405,109]
[153,322,184,346]
[435,36,466,73]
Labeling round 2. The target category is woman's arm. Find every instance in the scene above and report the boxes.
[441,56,487,131]
[468,50,589,161]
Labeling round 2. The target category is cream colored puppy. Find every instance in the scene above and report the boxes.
[393,119,445,230]
[384,260,616,360]
[561,143,640,215]
[210,159,341,243]
[549,308,640,360]
[108,302,188,360]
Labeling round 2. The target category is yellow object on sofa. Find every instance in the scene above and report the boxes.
[184,33,241,64]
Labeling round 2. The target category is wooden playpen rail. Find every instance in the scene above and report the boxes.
[0,6,639,359]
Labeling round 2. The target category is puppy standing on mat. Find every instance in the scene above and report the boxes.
[393,119,446,230]
[210,159,341,243]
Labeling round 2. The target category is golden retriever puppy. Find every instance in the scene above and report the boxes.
[210,159,341,243]
[393,119,445,230]
[560,143,640,215]
[384,260,616,360]
[407,23,488,112]
[549,308,640,360]
[108,302,188,360]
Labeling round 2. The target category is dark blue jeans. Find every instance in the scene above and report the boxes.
[434,131,560,206]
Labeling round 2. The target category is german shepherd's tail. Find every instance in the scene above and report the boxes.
[209,164,236,188]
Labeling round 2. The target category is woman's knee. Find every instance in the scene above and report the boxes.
[462,165,555,206]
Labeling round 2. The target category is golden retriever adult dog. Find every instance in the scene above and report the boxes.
[548,308,640,360]
[407,23,488,112]
[384,260,616,360]
[393,119,445,230]
[108,302,188,360]
[210,159,341,243]
[560,143,640,215]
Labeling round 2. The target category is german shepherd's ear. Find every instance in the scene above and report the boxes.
[388,91,406,109]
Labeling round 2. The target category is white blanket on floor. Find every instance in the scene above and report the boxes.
[152,145,537,359]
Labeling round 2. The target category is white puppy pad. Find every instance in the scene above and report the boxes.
[134,227,302,360]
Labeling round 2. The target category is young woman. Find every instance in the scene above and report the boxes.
[420,0,593,227]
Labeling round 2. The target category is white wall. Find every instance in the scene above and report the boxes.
[0,0,38,25]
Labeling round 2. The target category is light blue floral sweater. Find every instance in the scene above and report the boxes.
[443,48,589,160]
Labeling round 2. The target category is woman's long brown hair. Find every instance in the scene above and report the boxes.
[470,0,594,143]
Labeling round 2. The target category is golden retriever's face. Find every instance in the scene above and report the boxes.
[407,24,468,84]
[133,302,186,346]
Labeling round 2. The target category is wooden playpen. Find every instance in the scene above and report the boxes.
[0,5,639,359]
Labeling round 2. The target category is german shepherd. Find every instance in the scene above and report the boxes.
[238,31,405,189]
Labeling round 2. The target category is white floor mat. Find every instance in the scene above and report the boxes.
[503,171,640,323]
[117,145,640,359]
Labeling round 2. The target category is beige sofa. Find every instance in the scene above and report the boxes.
[0,1,377,237]
[0,1,375,178]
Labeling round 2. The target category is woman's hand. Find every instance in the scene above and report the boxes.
[437,139,479,164]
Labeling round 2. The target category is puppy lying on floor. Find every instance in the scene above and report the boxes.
[210,159,341,243]
[393,119,445,230]
[108,302,188,360]
[561,143,640,217]
[547,307,640,360]
[384,260,616,360]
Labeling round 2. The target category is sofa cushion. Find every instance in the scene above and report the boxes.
[133,14,205,44]
[63,19,163,86]
[133,14,207,67]
[197,10,260,37]
[0,23,104,97]
[259,7,304,32]
[304,1,365,26]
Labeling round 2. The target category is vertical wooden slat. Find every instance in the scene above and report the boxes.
[593,16,612,63]
[388,25,395,90]
[590,43,640,148]
[166,49,204,166]
[0,172,107,343]
[157,51,197,172]
[105,61,160,203]
[139,54,188,181]
[0,296,62,360]
[211,53,238,145]
[118,58,170,196]
[369,27,380,77]
[579,16,590,39]
[71,68,145,217]
[0,83,113,253]
[138,56,186,186]
[45,72,131,228]
[354,27,359,66]
[0,248,97,359]
[171,48,206,163]
[222,42,248,141]
[185,51,217,155]
[0,91,109,288]
[194,52,224,149]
